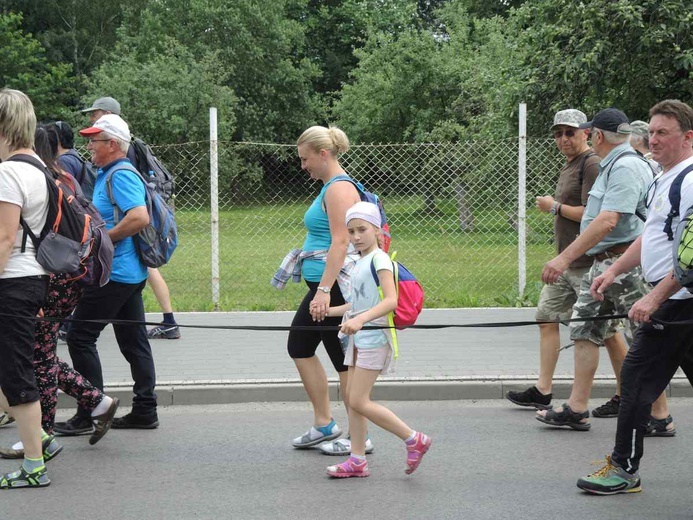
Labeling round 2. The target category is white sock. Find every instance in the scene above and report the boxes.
[91,396,113,417]
[350,453,366,461]
[405,431,417,443]
[11,441,23,451]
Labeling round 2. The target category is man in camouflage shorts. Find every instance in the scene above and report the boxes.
[506,109,627,415]
[536,108,671,432]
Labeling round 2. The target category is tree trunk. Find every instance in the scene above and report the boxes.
[455,181,474,231]
[424,190,437,214]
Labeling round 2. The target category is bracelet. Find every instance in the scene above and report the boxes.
[557,203,563,216]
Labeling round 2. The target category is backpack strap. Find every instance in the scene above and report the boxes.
[321,174,365,212]
[664,164,693,240]
[5,154,52,252]
[577,151,596,188]
[104,162,145,225]
[369,252,400,359]
[602,150,649,222]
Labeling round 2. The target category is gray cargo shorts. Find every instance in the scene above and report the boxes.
[536,265,619,339]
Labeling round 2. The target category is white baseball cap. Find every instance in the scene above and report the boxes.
[79,114,131,143]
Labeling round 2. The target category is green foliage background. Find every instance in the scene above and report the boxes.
[2,0,690,144]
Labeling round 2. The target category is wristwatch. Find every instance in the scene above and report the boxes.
[550,202,559,215]
[317,286,331,293]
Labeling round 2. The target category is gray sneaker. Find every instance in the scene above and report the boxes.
[292,419,342,448]
[318,437,374,455]
[147,324,181,340]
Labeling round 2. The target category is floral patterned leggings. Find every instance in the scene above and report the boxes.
[34,273,104,434]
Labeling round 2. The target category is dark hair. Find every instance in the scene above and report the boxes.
[34,124,71,183]
[649,100,693,133]
[51,120,75,149]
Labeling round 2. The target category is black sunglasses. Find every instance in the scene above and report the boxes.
[553,129,578,139]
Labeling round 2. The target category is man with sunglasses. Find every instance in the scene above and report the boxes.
[77,97,181,341]
[537,108,659,433]
[507,109,627,415]
[577,100,693,495]
[58,114,159,431]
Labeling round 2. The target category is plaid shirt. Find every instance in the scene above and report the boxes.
[271,248,359,301]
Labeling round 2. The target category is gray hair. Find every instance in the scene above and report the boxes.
[101,131,130,154]
[601,129,629,145]
[630,133,648,150]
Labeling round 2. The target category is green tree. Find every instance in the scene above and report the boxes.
[2,0,127,83]
[513,0,693,134]
[296,0,418,99]
[87,42,236,144]
[116,0,321,143]
[0,12,77,121]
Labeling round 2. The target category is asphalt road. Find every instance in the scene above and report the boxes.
[1,399,692,520]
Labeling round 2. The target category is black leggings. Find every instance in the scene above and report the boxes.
[287,281,347,372]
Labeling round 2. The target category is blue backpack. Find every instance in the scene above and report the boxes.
[105,163,178,268]
[334,174,391,251]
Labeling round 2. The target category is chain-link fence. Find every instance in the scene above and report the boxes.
[79,134,566,311]
[134,135,563,312]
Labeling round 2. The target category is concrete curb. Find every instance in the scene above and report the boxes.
[57,376,692,408]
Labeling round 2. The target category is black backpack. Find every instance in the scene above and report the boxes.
[663,164,693,241]
[8,155,114,287]
[64,149,98,201]
[131,137,174,205]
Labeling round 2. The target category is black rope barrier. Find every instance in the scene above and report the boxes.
[1,311,684,332]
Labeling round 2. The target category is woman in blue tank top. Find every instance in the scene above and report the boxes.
[289,126,361,449]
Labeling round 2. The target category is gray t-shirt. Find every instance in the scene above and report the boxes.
[581,143,652,256]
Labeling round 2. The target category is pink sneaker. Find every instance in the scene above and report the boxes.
[326,456,370,478]
[405,432,432,475]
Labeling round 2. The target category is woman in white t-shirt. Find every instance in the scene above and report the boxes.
[0,89,54,489]
[322,202,432,479]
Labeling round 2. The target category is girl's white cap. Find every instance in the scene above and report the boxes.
[346,201,381,227]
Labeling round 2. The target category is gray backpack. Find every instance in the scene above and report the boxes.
[105,163,178,268]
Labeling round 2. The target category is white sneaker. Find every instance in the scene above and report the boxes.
[319,437,374,455]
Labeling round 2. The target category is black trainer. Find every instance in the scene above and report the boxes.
[591,395,620,418]
[506,386,552,410]
[54,414,94,436]
[111,412,159,430]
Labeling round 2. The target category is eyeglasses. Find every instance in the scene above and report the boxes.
[645,177,659,208]
[553,129,577,139]
[87,138,111,144]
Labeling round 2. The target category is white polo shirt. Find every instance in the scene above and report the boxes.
[640,156,693,300]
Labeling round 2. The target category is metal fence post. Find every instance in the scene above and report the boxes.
[518,103,527,300]
[210,107,220,310]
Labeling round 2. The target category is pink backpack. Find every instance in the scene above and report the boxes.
[370,252,425,328]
